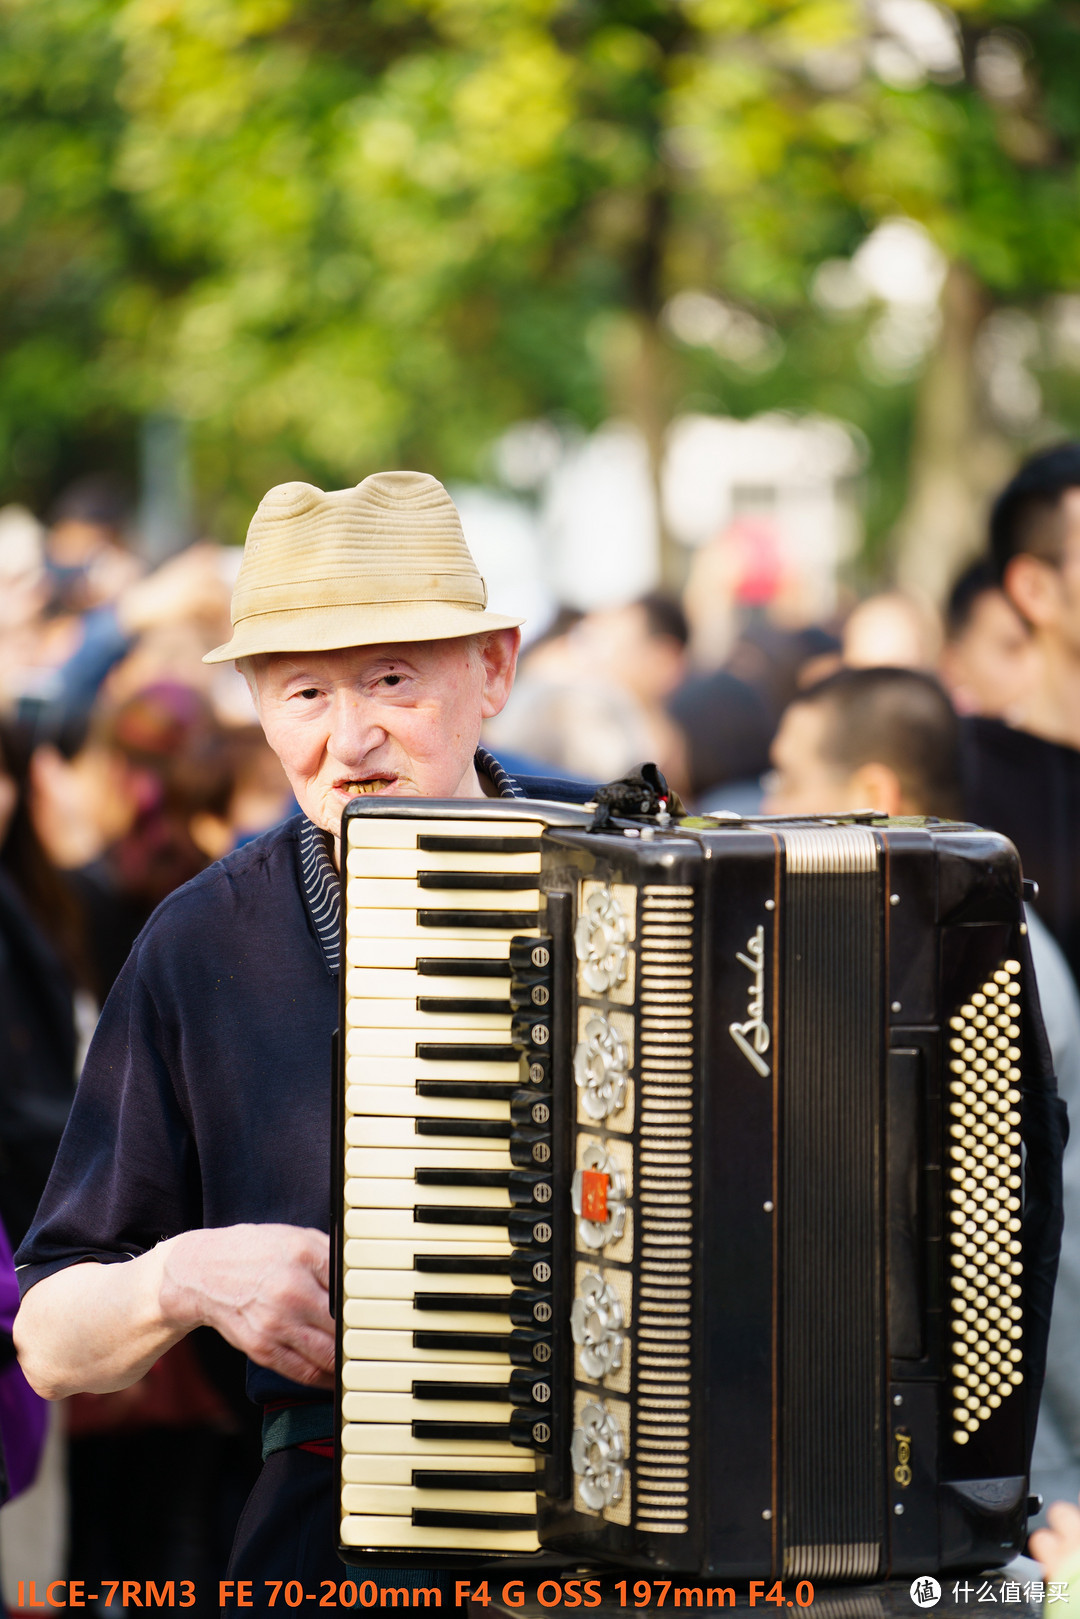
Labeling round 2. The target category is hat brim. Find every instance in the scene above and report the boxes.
[203,601,524,664]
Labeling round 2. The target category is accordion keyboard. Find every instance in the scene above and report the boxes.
[339,814,550,1556]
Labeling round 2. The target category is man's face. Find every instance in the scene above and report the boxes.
[764,701,859,817]
[248,631,519,839]
[940,589,1036,717]
[1006,488,1080,657]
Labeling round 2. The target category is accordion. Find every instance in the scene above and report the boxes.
[332,797,1058,1580]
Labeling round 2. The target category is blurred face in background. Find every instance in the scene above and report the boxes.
[765,702,856,816]
[841,592,941,671]
[571,603,687,706]
[939,587,1038,717]
[764,699,904,818]
[1005,488,1080,660]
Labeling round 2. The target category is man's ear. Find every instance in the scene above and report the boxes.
[235,656,260,710]
[1003,553,1061,630]
[477,629,521,720]
[847,760,904,818]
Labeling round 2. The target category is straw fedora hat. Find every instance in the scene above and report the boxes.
[204,470,521,663]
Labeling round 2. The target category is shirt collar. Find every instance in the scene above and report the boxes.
[299,747,525,974]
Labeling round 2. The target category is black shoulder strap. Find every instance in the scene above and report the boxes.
[1018,924,1069,1463]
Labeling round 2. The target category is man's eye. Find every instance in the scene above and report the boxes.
[297,688,320,700]
[381,674,403,688]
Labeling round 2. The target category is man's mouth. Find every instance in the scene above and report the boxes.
[338,777,395,796]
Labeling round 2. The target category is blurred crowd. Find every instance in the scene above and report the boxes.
[2,448,1080,1604]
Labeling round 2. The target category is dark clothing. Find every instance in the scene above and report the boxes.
[16,768,593,1596]
[961,717,1080,986]
[17,815,340,1404]
[0,869,76,1249]
[227,1448,452,1611]
[16,772,594,1404]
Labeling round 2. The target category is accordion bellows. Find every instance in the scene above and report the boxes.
[332,799,1056,1580]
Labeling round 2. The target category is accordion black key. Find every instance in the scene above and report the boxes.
[333,798,1059,1579]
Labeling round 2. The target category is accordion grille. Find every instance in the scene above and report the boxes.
[780,858,884,1575]
[634,886,695,1535]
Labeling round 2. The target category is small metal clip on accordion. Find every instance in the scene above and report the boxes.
[332,798,1046,1581]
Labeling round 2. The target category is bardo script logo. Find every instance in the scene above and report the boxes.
[729,922,771,1077]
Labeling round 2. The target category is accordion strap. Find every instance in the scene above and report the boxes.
[1018,924,1069,1465]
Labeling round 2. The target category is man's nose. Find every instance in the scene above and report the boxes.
[327,690,387,763]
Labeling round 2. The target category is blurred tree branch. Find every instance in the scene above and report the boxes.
[0,0,1079,590]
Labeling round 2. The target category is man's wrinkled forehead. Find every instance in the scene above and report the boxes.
[240,635,484,689]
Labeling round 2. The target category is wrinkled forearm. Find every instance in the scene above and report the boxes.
[14,1242,189,1400]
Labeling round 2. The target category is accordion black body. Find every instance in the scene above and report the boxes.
[333,799,1061,1581]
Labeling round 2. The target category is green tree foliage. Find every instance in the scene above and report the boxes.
[0,0,1079,560]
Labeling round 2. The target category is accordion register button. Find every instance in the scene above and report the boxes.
[509,980,551,1010]
[510,1093,552,1128]
[510,1011,551,1049]
[508,1132,552,1167]
[508,934,552,974]
[507,1170,553,1205]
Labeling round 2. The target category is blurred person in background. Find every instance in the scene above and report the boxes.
[188,726,294,861]
[13,539,235,753]
[0,718,84,1252]
[486,595,689,782]
[764,664,1080,1530]
[939,559,1039,719]
[42,476,142,615]
[34,682,242,1001]
[962,445,1080,987]
[765,666,964,822]
[841,589,942,671]
[0,717,89,1612]
[663,513,843,810]
[680,515,785,673]
[666,620,841,813]
[564,592,689,780]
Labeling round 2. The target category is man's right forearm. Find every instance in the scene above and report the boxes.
[14,1244,187,1399]
[15,1222,336,1400]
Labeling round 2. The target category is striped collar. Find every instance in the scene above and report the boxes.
[299,747,524,974]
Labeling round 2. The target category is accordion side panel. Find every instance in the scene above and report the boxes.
[778,836,885,1581]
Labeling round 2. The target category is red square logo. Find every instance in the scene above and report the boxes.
[581,1169,609,1224]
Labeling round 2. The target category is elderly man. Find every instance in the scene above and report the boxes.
[14,473,591,1595]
